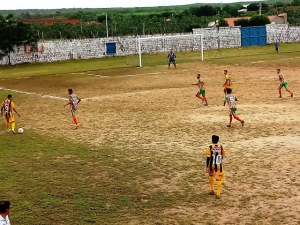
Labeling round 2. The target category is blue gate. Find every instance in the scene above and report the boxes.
[106,43,116,54]
[241,26,266,47]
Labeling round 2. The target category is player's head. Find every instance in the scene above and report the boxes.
[212,135,219,144]
[197,73,200,79]
[224,70,227,75]
[170,49,173,52]
[68,89,73,94]
[277,69,280,74]
[7,94,12,99]
[226,88,232,94]
[0,201,11,215]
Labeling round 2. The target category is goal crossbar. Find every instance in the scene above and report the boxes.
[138,34,204,68]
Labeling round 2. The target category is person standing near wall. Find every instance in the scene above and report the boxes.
[275,42,279,53]
[0,201,11,225]
[167,49,177,69]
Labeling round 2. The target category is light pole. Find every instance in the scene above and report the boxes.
[105,13,108,38]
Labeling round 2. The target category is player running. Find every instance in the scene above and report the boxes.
[223,70,232,96]
[277,69,293,98]
[0,94,20,134]
[64,89,81,129]
[167,49,177,69]
[224,88,244,127]
[193,73,208,106]
[206,135,226,199]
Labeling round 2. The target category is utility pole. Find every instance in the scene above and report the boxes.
[106,13,108,38]
[258,2,262,17]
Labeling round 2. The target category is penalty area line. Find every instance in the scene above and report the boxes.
[0,87,67,100]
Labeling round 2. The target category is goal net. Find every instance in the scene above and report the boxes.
[138,34,203,67]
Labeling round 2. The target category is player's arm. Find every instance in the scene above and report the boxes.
[77,97,81,104]
[191,80,200,85]
[64,100,72,107]
[206,147,211,173]
[0,103,3,115]
[13,108,20,117]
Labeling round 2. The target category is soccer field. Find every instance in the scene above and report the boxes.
[1,44,300,224]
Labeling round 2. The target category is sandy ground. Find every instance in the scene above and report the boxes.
[2,60,300,224]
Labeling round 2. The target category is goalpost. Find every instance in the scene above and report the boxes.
[138,34,204,68]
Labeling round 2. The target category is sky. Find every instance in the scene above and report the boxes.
[1,0,255,10]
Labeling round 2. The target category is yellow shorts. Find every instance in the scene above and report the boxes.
[214,171,225,181]
[209,170,225,181]
[5,116,15,123]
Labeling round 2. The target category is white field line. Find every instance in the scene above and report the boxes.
[0,87,67,100]
[82,87,182,101]
[88,72,165,78]
[0,86,182,101]
[251,57,300,64]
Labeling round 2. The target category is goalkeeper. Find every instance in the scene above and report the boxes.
[167,49,177,69]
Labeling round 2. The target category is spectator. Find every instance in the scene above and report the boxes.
[0,201,11,225]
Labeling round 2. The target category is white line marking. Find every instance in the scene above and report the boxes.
[0,87,67,100]
[82,87,182,101]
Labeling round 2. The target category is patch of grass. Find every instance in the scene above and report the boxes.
[0,43,300,78]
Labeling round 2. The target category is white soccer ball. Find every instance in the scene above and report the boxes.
[18,128,24,134]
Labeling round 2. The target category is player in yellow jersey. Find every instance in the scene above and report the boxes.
[277,69,293,98]
[206,135,226,199]
[223,70,232,96]
[192,73,208,106]
[0,94,20,134]
[224,88,244,127]
[64,89,81,129]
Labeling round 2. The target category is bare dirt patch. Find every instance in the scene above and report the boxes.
[4,60,300,224]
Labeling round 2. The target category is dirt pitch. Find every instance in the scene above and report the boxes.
[2,59,300,224]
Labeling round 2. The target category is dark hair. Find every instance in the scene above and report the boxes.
[197,73,200,76]
[68,89,73,92]
[7,94,12,98]
[212,135,219,144]
[224,70,227,72]
[277,69,280,71]
[226,88,232,94]
[0,201,10,213]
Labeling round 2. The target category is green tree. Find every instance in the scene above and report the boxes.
[249,15,270,26]
[0,14,38,65]
[217,18,229,27]
[234,18,250,27]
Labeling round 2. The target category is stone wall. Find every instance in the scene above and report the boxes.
[1,25,300,65]
[266,24,300,43]
[192,26,241,49]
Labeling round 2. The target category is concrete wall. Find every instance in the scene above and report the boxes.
[266,24,300,43]
[1,24,300,65]
[192,26,241,49]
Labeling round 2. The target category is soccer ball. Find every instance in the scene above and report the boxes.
[18,128,24,134]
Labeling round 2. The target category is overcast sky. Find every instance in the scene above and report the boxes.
[1,0,254,10]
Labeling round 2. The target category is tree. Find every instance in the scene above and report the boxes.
[234,18,250,27]
[0,14,38,65]
[249,15,270,26]
[247,3,259,11]
[217,18,229,27]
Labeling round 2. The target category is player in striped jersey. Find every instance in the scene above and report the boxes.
[224,88,244,127]
[0,94,20,134]
[206,135,226,199]
[64,89,81,129]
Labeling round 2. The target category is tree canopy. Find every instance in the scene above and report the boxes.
[0,14,38,65]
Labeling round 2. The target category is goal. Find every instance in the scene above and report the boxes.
[138,34,204,67]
